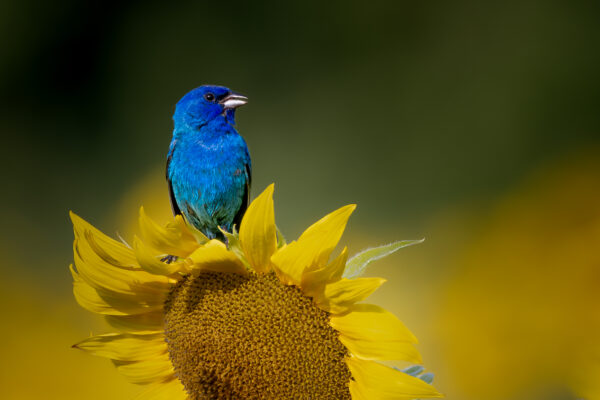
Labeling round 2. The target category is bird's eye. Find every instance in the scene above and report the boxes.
[204,93,215,102]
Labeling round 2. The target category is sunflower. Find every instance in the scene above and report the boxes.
[70,184,442,399]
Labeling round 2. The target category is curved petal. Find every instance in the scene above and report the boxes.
[271,204,355,285]
[71,211,138,268]
[330,304,418,343]
[139,208,199,257]
[114,352,175,384]
[186,240,247,275]
[74,234,172,297]
[73,332,167,362]
[71,265,164,316]
[73,280,164,316]
[134,378,188,400]
[134,236,187,276]
[301,247,348,296]
[347,358,443,399]
[296,204,356,261]
[239,184,277,273]
[314,277,385,315]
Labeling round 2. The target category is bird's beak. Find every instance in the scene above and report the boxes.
[219,92,248,110]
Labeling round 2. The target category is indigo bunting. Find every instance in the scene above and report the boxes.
[167,85,251,241]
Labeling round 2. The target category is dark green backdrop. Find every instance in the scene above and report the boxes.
[1,2,598,399]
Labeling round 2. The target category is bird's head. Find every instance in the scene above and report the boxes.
[173,85,248,129]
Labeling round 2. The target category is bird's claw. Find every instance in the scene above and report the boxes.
[161,254,178,264]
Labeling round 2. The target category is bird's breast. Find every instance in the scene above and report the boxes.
[169,137,248,205]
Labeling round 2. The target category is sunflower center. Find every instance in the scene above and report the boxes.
[164,271,351,399]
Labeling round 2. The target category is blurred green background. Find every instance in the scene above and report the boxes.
[1,1,599,399]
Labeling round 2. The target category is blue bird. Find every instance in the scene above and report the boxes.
[166,85,251,243]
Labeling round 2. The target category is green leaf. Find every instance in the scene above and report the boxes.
[343,239,424,279]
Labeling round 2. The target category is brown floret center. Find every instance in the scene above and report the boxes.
[164,271,351,399]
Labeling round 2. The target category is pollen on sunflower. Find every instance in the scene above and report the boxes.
[70,184,443,400]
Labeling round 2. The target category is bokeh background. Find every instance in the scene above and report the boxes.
[1,1,599,399]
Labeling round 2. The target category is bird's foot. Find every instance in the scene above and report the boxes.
[161,254,178,264]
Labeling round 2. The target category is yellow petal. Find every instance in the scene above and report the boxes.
[105,312,164,332]
[71,265,164,316]
[73,332,167,361]
[296,204,356,258]
[134,378,188,400]
[139,208,199,257]
[70,211,138,268]
[330,304,418,343]
[347,358,443,399]
[114,352,175,384]
[271,204,355,285]
[133,236,187,276]
[186,239,247,275]
[328,246,349,282]
[301,247,348,296]
[73,280,163,316]
[314,277,385,314]
[296,204,355,267]
[72,214,173,291]
[74,234,171,297]
[239,184,277,273]
[338,335,421,363]
[270,241,302,285]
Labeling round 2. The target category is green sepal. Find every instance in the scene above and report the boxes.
[419,372,434,384]
[397,365,436,399]
[276,226,286,248]
[343,239,424,279]
[401,365,425,377]
[180,216,210,245]
[220,226,250,269]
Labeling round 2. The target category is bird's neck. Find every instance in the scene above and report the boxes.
[174,117,238,143]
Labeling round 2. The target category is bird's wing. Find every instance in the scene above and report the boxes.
[232,162,251,230]
[166,142,182,217]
